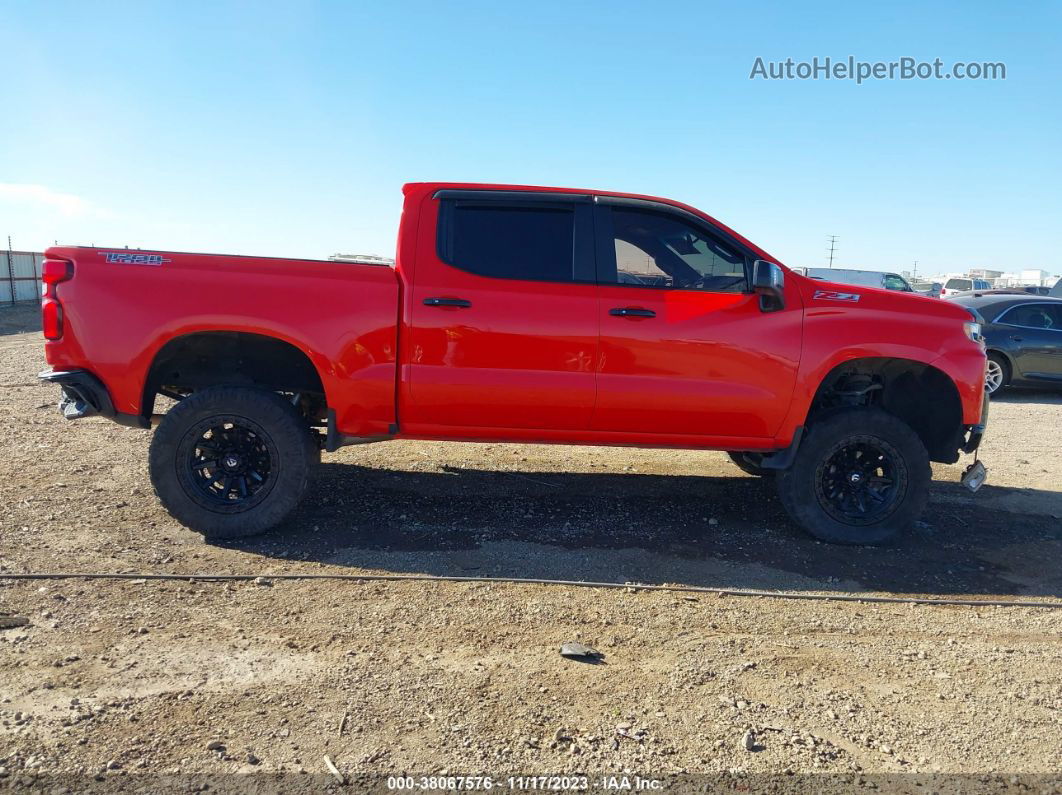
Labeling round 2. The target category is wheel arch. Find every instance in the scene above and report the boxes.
[142,329,330,422]
[806,356,965,464]
[985,347,1014,378]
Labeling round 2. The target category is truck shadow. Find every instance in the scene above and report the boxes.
[230,463,1062,600]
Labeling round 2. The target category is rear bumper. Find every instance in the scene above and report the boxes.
[38,369,149,429]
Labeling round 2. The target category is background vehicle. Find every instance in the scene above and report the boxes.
[1023,285,1053,296]
[796,267,915,292]
[954,295,1062,395]
[1051,278,1062,298]
[910,279,943,299]
[39,182,988,546]
[941,277,992,299]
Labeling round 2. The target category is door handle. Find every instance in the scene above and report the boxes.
[423,297,472,308]
[1010,335,1023,342]
[609,307,656,318]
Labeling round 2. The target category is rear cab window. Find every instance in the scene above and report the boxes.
[437,200,584,282]
[946,278,973,291]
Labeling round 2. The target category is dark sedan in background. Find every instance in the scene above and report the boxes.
[954,295,1062,395]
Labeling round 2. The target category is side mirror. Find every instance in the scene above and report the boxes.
[752,260,785,312]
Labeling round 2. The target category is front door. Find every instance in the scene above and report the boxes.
[403,192,599,432]
[592,200,803,439]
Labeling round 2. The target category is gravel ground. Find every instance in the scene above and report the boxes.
[0,303,1060,792]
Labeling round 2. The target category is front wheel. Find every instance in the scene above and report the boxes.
[775,409,930,545]
[149,386,318,540]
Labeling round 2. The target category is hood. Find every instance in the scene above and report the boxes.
[792,272,974,321]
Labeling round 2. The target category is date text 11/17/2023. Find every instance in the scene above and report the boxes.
[385,775,665,790]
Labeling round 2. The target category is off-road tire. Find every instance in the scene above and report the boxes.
[149,386,317,540]
[775,408,930,545]
[727,451,773,477]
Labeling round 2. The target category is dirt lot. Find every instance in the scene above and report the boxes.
[1,303,1060,792]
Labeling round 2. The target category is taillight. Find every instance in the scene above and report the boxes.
[42,259,72,287]
[42,298,64,340]
[41,258,73,340]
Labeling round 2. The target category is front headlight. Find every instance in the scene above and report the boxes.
[964,321,984,345]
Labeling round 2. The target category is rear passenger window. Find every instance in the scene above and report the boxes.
[438,202,575,282]
[1000,304,1062,330]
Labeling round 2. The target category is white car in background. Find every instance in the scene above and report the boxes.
[940,277,992,299]
[795,267,915,292]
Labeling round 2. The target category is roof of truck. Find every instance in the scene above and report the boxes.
[403,181,780,265]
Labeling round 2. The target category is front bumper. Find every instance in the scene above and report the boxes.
[961,391,990,454]
[38,369,149,429]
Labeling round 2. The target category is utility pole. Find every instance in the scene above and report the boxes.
[913,260,919,277]
[826,235,838,268]
[6,236,15,306]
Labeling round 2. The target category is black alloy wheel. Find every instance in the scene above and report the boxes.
[182,417,277,510]
[815,438,904,526]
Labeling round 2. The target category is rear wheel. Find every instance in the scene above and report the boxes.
[727,451,773,477]
[775,408,930,545]
[985,353,1009,396]
[149,386,317,540]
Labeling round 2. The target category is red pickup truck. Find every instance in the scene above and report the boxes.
[39,182,988,545]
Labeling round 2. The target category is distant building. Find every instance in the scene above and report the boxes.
[328,253,395,266]
[989,269,1059,288]
[1020,268,1051,286]
[969,268,1003,279]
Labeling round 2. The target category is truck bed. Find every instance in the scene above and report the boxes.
[42,246,401,437]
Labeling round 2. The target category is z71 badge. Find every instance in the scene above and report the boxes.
[813,289,860,302]
[99,252,171,266]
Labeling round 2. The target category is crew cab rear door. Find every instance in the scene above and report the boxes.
[591,199,803,438]
[402,190,599,432]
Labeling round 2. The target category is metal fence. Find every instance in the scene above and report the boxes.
[3,250,44,304]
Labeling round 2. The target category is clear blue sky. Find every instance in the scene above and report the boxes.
[2,0,1060,277]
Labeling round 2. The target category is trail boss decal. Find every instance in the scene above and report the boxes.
[813,289,861,302]
[99,252,171,266]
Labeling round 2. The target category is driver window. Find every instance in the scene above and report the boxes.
[883,274,910,291]
[607,207,748,293]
